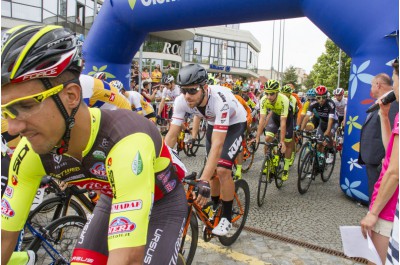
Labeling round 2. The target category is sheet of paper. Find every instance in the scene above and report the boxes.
[340,226,382,265]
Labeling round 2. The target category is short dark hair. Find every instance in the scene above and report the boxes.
[393,58,399,76]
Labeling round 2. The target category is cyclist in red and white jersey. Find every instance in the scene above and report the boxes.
[332,87,347,126]
[165,64,247,236]
[156,75,180,121]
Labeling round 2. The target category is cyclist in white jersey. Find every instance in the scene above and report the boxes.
[165,64,247,236]
[156,75,181,120]
[332,87,347,126]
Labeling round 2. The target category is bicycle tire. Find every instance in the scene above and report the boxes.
[241,145,255,173]
[23,197,87,246]
[189,133,202,156]
[257,157,270,207]
[198,119,207,141]
[297,143,311,176]
[219,179,250,246]
[321,148,336,182]
[298,152,314,194]
[27,215,87,265]
[180,211,198,265]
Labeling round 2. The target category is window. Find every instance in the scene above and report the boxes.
[227,45,235,60]
[2,1,11,16]
[194,41,201,56]
[76,2,85,25]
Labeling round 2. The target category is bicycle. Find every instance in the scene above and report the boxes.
[257,139,285,207]
[23,176,95,246]
[296,129,317,176]
[179,172,250,265]
[297,131,336,194]
[24,215,87,265]
[197,117,207,141]
[333,125,344,157]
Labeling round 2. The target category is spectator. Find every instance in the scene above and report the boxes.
[361,60,399,264]
[151,65,162,88]
[141,67,150,81]
[141,81,156,103]
[359,73,398,202]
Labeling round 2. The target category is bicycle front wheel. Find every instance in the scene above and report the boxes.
[27,216,87,265]
[180,211,198,265]
[219,179,250,246]
[297,143,311,176]
[274,155,285,189]
[321,148,336,182]
[298,152,315,194]
[257,157,270,207]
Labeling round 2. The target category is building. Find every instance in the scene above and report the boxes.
[2,1,261,82]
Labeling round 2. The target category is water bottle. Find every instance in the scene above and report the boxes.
[178,131,185,141]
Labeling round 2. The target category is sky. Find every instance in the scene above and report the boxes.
[240,18,329,74]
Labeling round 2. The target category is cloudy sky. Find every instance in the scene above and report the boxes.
[240,17,329,74]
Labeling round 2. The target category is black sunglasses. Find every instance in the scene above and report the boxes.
[181,86,201,95]
[316,96,327,100]
[265,92,276,96]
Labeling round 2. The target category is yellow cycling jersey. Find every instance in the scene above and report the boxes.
[124,91,155,116]
[301,100,310,115]
[260,93,290,117]
[1,108,182,250]
[80,74,130,110]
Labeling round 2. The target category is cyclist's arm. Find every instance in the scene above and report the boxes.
[325,117,334,136]
[106,133,157,264]
[1,230,20,264]
[157,88,167,116]
[165,124,182,148]
[131,93,144,116]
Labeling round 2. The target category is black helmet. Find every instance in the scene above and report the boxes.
[1,25,82,86]
[177,64,207,86]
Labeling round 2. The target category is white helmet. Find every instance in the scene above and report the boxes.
[333,87,345,96]
[110,80,124,92]
[162,74,174,84]
[94,72,106,80]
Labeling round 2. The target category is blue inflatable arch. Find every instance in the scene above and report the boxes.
[82,0,399,204]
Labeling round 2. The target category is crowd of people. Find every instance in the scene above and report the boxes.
[0,24,398,265]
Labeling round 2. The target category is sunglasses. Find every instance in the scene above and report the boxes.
[2,79,78,120]
[316,96,327,100]
[265,92,276,96]
[181,86,201,95]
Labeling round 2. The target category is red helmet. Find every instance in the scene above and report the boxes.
[315,85,328,96]
[333,87,344,96]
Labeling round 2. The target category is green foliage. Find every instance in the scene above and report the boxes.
[166,69,179,80]
[307,39,351,90]
[282,66,299,91]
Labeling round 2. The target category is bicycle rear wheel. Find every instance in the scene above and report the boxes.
[321,148,336,182]
[23,197,86,246]
[180,211,198,265]
[219,179,250,246]
[27,215,87,265]
[298,152,315,194]
[257,157,270,207]
[274,154,285,189]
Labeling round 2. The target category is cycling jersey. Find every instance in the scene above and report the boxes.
[80,75,130,110]
[234,95,252,126]
[307,99,338,123]
[124,91,155,117]
[171,85,247,132]
[332,97,347,116]
[2,108,186,252]
[161,85,180,100]
[260,93,291,117]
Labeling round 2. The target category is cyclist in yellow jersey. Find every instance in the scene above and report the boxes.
[255,80,294,181]
[299,88,320,131]
[1,25,187,265]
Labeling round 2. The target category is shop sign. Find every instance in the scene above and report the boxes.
[209,64,231,72]
[163,42,181,55]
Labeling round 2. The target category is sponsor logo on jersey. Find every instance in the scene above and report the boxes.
[11,175,18,186]
[221,112,228,124]
[108,217,136,235]
[93,150,106,160]
[107,157,112,167]
[227,135,243,159]
[78,181,112,196]
[62,173,86,182]
[107,170,117,199]
[156,169,176,193]
[101,138,109,148]
[109,92,116,102]
[4,186,13,198]
[111,200,143,213]
[217,92,227,102]
[220,104,229,112]
[144,228,164,263]
[53,154,63,164]
[90,162,106,177]
[13,144,29,175]
[1,199,15,217]
[132,151,143,175]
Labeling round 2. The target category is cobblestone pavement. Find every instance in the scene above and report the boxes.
[179,143,368,265]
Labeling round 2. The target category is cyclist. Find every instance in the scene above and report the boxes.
[111,80,157,123]
[300,85,338,164]
[80,74,131,110]
[165,64,247,236]
[255,80,294,181]
[298,88,319,131]
[156,74,180,122]
[1,25,187,265]
[332,87,347,127]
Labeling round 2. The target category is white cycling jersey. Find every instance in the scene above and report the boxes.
[162,85,181,100]
[124,91,155,115]
[332,97,347,116]
[171,85,247,132]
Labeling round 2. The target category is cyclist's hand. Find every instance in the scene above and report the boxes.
[279,141,286,154]
[156,115,162,126]
[193,180,210,208]
[186,138,195,149]
[323,135,331,146]
[59,181,69,191]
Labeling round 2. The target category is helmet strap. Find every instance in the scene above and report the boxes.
[41,78,80,155]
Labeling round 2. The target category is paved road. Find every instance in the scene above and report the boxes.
[179,143,368,265]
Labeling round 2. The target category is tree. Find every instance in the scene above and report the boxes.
[308,39,351,90]
[303,71,315,89]
[281,65,299,91]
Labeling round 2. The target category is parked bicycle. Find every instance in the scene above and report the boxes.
[257,139,285,207]
[297,130,336,194]
[179,172,250,265]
